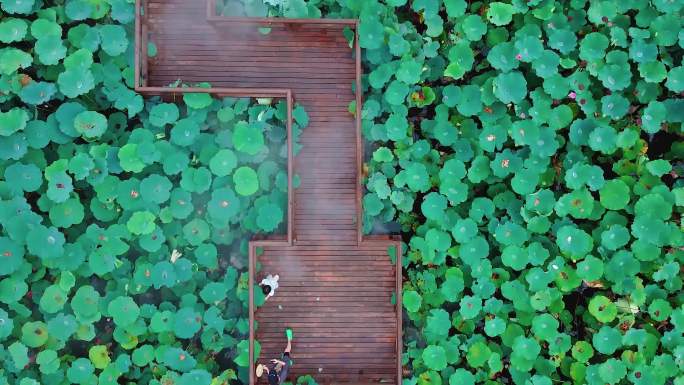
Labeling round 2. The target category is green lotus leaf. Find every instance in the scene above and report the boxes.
[456,85,482,116]
[107,296,140,327]
[421,192,447,222]
[169,188,194,219]
[163,347,196,372]
[493,71,527,104]
[171,118,200,147]
[397,58,422,84]
[483,316,505,337]
[422,344,447,371]
[131,345,155,367]
[634,193,672,220]
[5,162,42,194]
[459,295,481,319]
[576,255,604,282]
[404,290,422,312]
[598,358,626,385]
[599,179,630,210]
[39,284,68,314]
[385,80,409,105]
[449,369,475,385]
[58,67,95,98]
[27,225,65,260]
[126,211,156,235]
[174,307,202,339]
[648,298,672,322]
[74,111,108,138]
[35,36,66,65]
[71,285,100,321]
[665,65,684,92]
[217,106,235,122]
[0,108,28,136]
[89,345,111,369]
[98,24,128,56]
[209,149,237,176]
[233,166,259,196]
[256,202,284,232]
[486,2,514,26]
[36,349,59,374]
[645,159,671,177]
[386,113,408,141]
[109,0,134,23]
[178,369,212,385]
[556,225,593,258]
[67,358,94,384]
[592,326,622,355]
[149,103,180,127]
[579,32,609,61]
[199,281,227,305]
[192,244,217,270]
[561,181,598,213]
[424,309,451,342]
[0,309,15,341]
[639,61,667,83]
[151,261,177,289]
[31,17,61,36]
[21,321,48,347]
[601,224,630,250]
[548,29,577,55]
[571,340,594,363]
[0,236,24,276]
[0,47,31,75]
[532,50,560,79]
[641,100,666,134]
[69,153,95,180]
[588,295,618,323]
[19,81,56,105]
[467,341,492,368]
[233,121,265,155]
[461,15,486,41]
[119,143,146,173]
[183,92,213,109]
[514,36,543,62]
[140,174,172,204]
[47,313,77,340]
[67,23,101,51]
[359,17,384,50]
[369,62,394,89]
[8,341,28,370]
[207,187,240,225]
[139,226,165,252]
[601,94,629,120]
[1,0,34,14]
[183,218,210,245]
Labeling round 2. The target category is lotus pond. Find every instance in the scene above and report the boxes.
[1,1,684,385]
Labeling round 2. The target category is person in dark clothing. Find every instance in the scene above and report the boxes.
[256,329,293,385]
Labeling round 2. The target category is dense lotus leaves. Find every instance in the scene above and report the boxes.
[347,0,684,383]
[3,0,684,384]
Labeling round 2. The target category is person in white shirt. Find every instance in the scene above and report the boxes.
[259,274,279,301]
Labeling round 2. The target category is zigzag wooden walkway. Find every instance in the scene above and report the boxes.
[135,1,402,384]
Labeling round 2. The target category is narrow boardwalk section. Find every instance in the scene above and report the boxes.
[139,2,401,384]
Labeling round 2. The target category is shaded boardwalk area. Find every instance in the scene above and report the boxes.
[136,1,402,384]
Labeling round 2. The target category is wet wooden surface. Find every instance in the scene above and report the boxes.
[139,2,401,384]
[255,244,399,383]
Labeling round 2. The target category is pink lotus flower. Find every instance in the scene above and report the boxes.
[515,54,522,60]
[568,91,577,99]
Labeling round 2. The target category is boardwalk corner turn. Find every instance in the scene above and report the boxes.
[135,2,402,383]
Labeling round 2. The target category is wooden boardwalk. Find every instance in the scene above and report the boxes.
[135,2,402,384]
